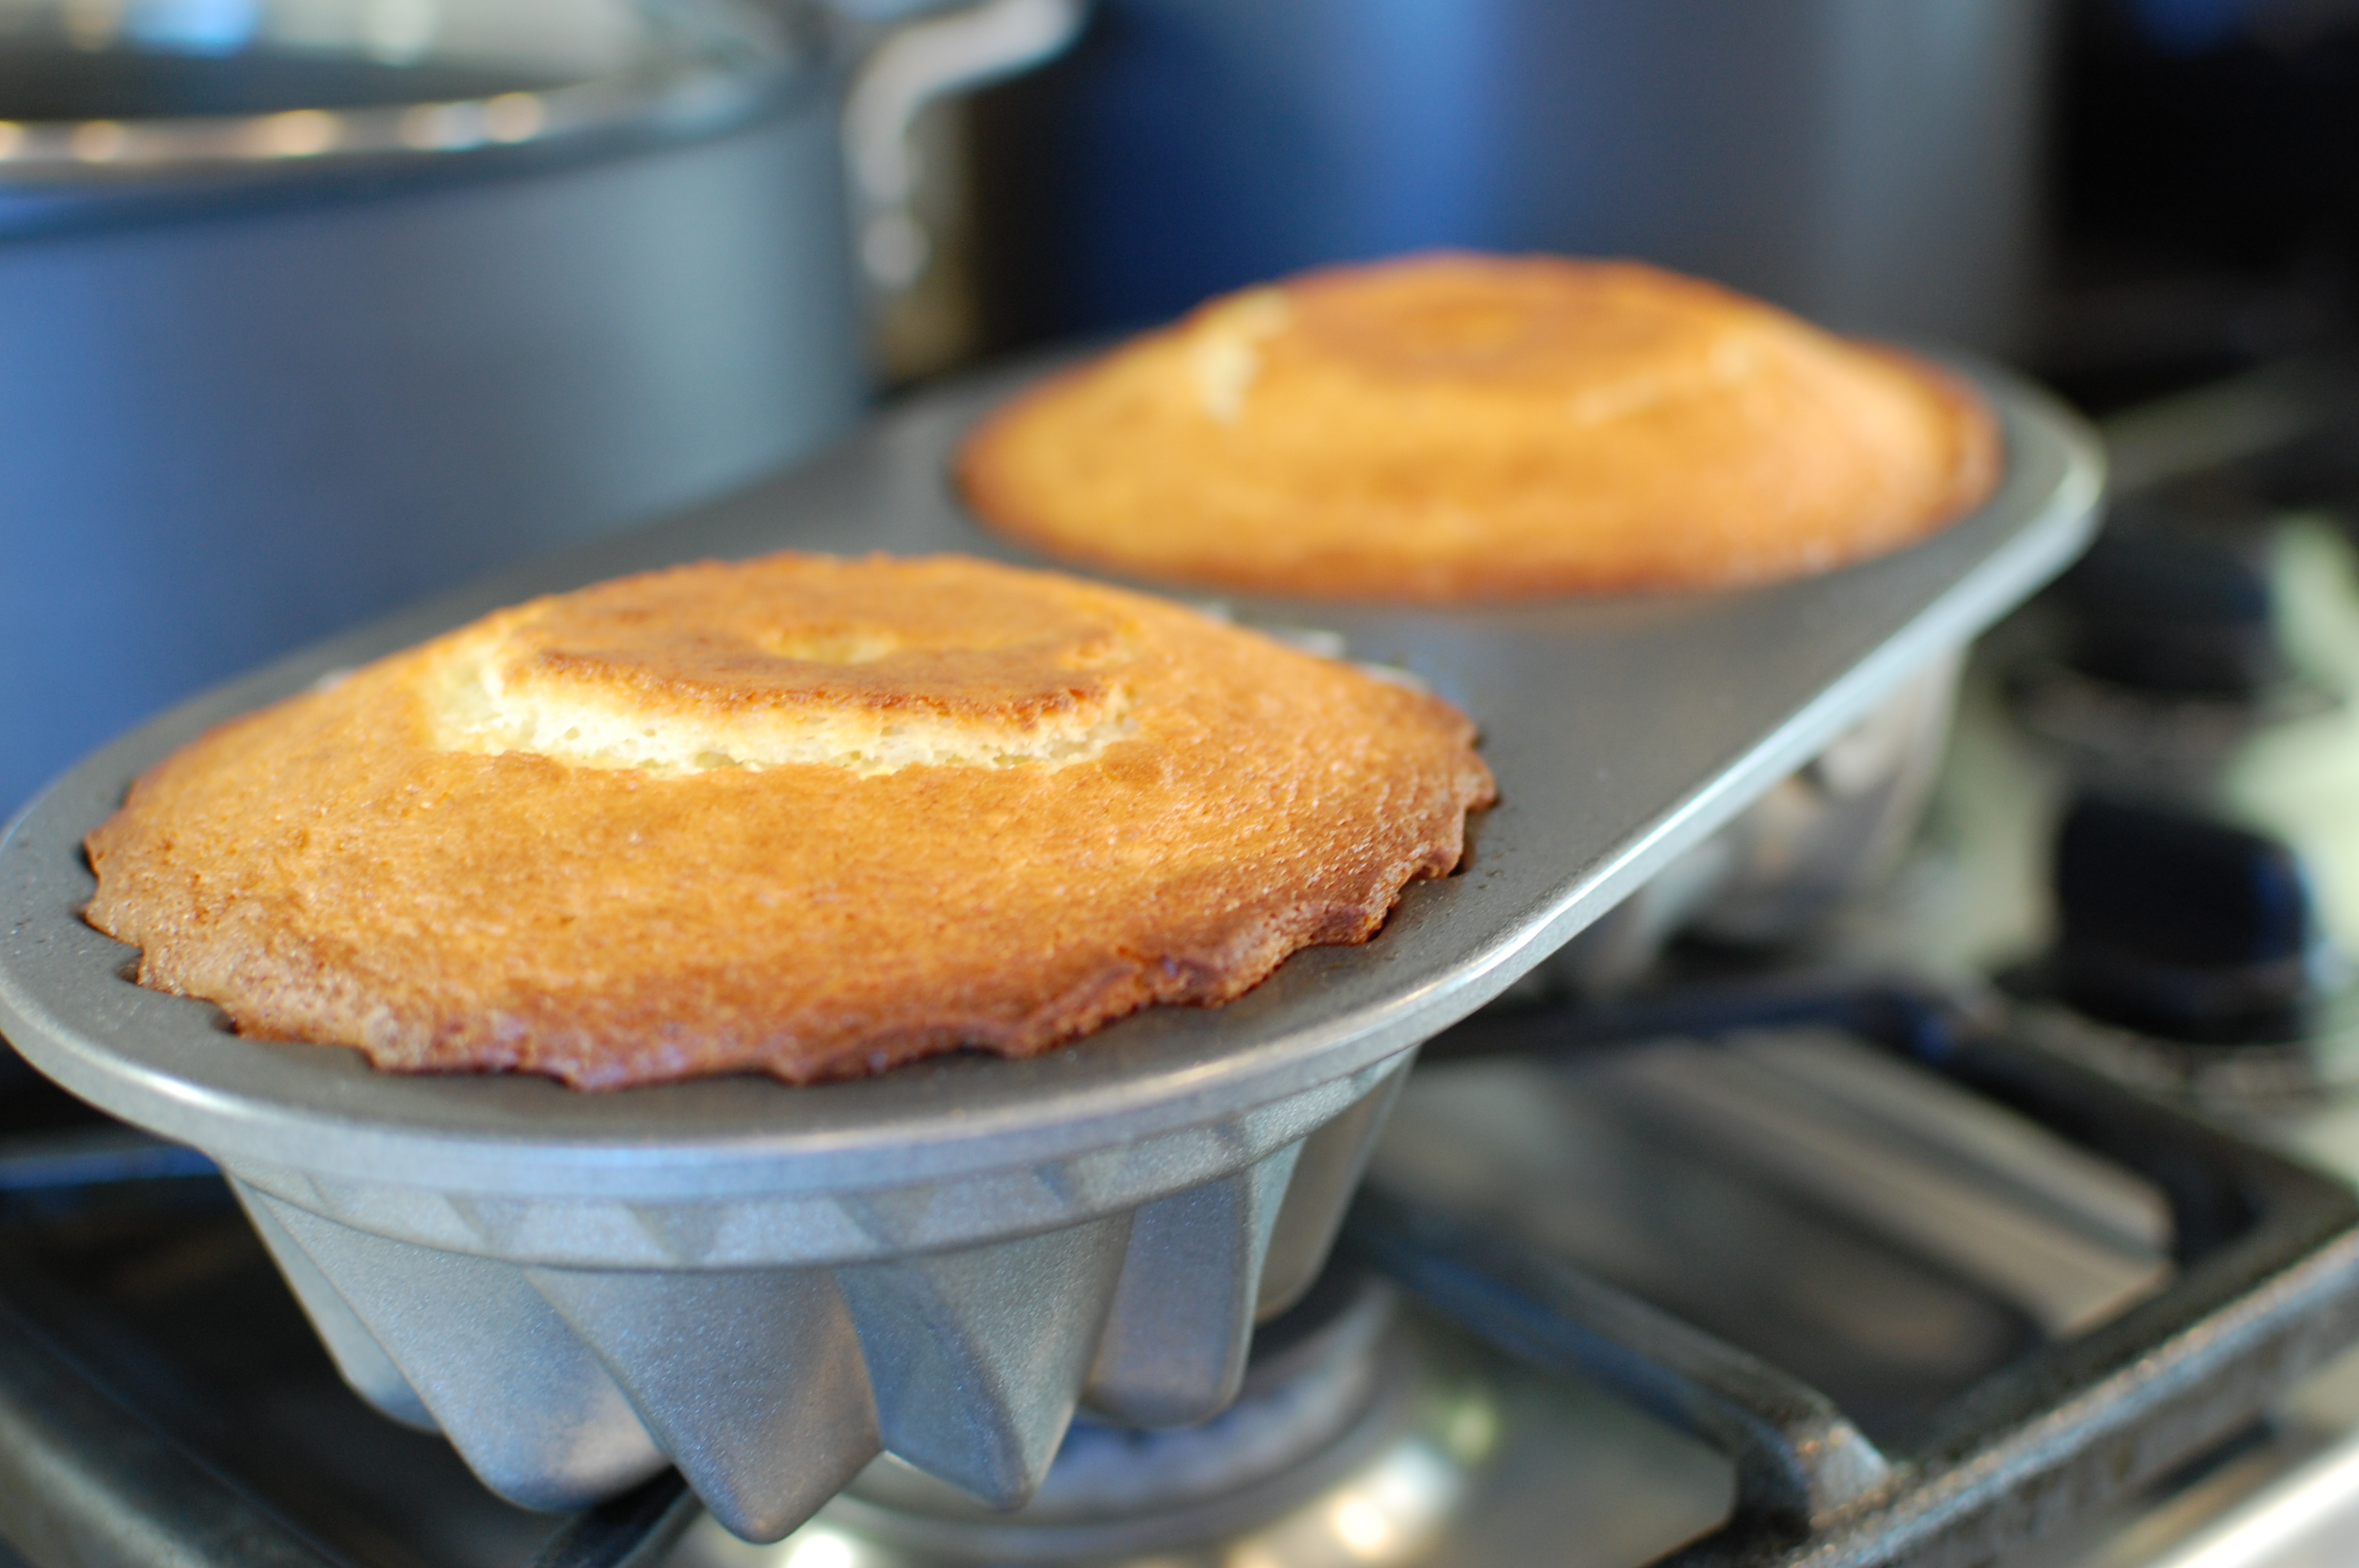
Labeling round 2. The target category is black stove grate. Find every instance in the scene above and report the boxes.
[1364,981,2359,1568]
[5,981,2359,1568]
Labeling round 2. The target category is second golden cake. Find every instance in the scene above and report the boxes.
[82,553,1495,1090]
[959,252,2001,601]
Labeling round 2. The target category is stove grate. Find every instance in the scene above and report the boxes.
[1365,982,2359,1568]
[5,982,2359,1568]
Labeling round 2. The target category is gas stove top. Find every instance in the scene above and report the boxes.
[9,976,2359,1568]
[16,365,2359,1568]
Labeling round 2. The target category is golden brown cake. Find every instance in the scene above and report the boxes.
[83,554,1494,1090]
[958,252,2001,601]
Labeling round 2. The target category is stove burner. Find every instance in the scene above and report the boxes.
[2047,793,2331,1044]
[694,1272,1496,1567]
[2059,517,2287,701]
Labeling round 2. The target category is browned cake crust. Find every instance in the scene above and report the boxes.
[958,252,2002,601]
[82,554,1496,1090]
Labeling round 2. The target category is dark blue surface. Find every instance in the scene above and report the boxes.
[976,0,2044,350]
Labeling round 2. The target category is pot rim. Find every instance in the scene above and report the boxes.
[0,0,807,184]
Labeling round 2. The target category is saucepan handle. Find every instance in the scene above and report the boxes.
[832,0,1088,296]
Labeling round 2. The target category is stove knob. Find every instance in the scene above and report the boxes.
[2059,521,2284,698]
[2052,793,2321,1042]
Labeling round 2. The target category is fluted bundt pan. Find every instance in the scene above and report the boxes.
[0,354,2099,1541]
[220,1054,1405,1540]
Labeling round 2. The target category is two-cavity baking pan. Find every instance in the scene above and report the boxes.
[0,358,2103,1542]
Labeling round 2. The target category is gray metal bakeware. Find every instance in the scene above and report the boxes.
[0,356,2103,1544]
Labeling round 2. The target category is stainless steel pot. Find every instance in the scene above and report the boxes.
[0,0,1080,813]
